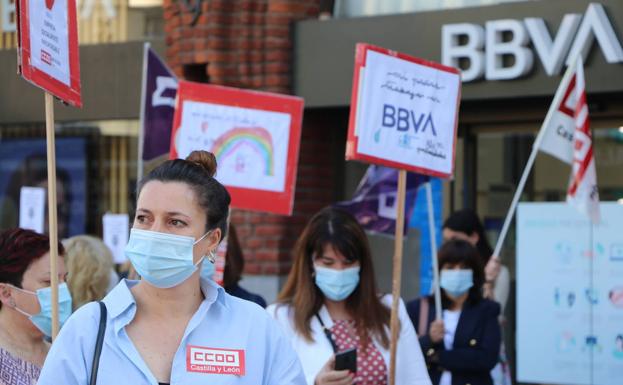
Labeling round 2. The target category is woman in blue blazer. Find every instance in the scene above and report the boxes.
[407,239,501,385]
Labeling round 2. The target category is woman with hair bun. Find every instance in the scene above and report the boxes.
[38,151,306,385]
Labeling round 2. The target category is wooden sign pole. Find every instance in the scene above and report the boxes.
[388,169,407,385]
[44,92,60,340]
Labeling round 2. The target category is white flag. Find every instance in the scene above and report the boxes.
[566,59,600,223]
[536,58,576,164]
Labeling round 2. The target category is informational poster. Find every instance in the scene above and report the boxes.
[517,202,623,385]
[18,187,45,233]
[169,81,304,215]
[346,44,461,178]
[102,213,129,264]
[16,0,82,106]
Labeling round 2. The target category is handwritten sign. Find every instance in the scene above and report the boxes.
[347,44,461,178]
[19,186,45,234]
[169,81,304,216]
[102,213,129,264]
[16,0,82,106]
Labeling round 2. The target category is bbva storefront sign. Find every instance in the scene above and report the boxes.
[442,3,623,82]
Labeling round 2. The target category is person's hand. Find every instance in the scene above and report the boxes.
[429,319,445,344]
[314,356,355,385]
[485,255,502,283]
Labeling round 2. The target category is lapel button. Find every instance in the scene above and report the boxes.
[469,339,477,346]
[427,348,435,357]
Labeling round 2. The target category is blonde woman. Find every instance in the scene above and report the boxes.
[64,235,118,310]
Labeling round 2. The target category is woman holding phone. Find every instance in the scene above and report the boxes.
[267,207,431,385]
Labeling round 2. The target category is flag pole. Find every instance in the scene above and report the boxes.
[425,182,442,318]
[137,42,150,182]
[492,62,577,259]
[44,92,60,340]
[389,169,407,385]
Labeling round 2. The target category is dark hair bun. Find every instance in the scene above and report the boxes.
[186,150,217,177]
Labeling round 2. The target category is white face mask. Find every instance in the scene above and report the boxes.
[124,228,211,288]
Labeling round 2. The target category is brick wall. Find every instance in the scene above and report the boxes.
[163,0,335,275]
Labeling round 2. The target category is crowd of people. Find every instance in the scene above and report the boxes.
[0,150,509,385]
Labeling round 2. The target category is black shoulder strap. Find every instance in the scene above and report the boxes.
[315,313,338,353]
[90,302,107,385]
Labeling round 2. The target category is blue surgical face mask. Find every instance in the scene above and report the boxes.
[314,265,360,302]
[125,228,212,289]
[12,283,73,338]
[440,269,473,298]
[200,259,216,282]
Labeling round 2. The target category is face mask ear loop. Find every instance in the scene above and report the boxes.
[7,285,36,317]
[193,230,214,266]
[193,230,213,246]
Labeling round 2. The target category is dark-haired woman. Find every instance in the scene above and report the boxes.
[442,210,511,385]
[0,228,70,385]
[442,209,509,310]
[268,207,431,385]
[406,240,501,385]
[37,151,305,385]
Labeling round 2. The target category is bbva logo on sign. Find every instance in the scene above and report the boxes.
[442,3,623,82]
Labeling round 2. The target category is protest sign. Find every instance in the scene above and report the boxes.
[345,44,461,385]
[170,81,304,216]
[16,0,82,339]
[347,44,461,178]
[17,0,81,106]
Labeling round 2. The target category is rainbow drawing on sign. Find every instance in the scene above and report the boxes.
[211,127,275,176]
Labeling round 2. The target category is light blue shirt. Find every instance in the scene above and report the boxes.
[37,279,306,385]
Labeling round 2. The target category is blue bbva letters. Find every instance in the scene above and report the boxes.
[381,104,437,136]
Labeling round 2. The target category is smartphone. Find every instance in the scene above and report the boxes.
[334,348,357,373]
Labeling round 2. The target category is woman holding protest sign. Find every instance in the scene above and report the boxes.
[268,207,431,385]
[37,150,305,385]
[0,228,71,385]
[406,239,501,385]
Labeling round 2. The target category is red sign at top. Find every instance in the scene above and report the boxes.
[17,0,82,107]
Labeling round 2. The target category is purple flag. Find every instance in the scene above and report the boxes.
[140,45,178,161]
[335,165,428,236]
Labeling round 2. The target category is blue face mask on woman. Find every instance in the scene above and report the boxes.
[12,283,73,338]
[125,228,211,288]
[314,265,360,301]
[440,269,474,297]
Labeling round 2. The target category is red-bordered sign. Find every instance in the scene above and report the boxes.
[170,81,303,216]
[346,44,461,179]
[17,0,82,107]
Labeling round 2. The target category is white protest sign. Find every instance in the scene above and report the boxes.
[176,100,291,192]
[19,187,46,234]
[347,44,461,178]
[29,0,71,85]
[102,213,129,264]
